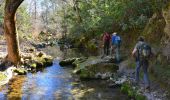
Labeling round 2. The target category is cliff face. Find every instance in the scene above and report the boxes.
[142,12,165,44]
[137,3,170,88]
[162,3,170,59]
[163,3,170,40]
[141,3,170,58]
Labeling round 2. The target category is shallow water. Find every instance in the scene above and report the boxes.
[0,60,74,100]
[0,60,128,100]
[0,46,128,100]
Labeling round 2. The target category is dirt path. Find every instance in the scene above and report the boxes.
[118,60,169,100]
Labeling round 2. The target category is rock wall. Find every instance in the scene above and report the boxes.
[162,3,170,58]
[163,2,170,40]
[142,12,166,44]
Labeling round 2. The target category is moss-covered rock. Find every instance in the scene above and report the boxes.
[14,68,27,75]
[0,72,7,81]
[72,58,87,68]
[73,57,119,79]
[44,57,53,66]
[23,52,53,71]
[32,53,53,68]
[59,58,77,66]
[30,63,37,69]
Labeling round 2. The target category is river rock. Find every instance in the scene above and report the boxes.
[23,53,53,70]
[37,52,45,57]
[102,56,116,63]
[13,68,27,75]
[59,58,78,66]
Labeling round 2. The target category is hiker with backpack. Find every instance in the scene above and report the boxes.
[132,36,152,90]
[111,32,121,62]
[102,32,111,56]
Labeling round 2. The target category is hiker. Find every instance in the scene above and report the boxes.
[111,32,121,62]
[132,36,152,90]
[102,32,111,56]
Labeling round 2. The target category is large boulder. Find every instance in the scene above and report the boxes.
[13,68,27,75]
[59,58,77,66]
[59,57,88,67]
[73,57,119,79]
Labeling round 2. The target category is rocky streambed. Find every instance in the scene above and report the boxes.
[0,58,129,100]
[59,55,169,100]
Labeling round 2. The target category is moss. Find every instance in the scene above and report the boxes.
[71,82,79,86]
[73,57,119,79]
[32,55,53,68]
[44,57,53,66]
[135,94,146,100]
[85,40,98,54]
[79,69,89,78]
[30,63,37,69]
[142,12,166,45]
[14,68,27,75]
[59,58,77,66]
[121,83,131,94]
[121,82,146,100]
[72,58,86,67]
[0,72,7,81]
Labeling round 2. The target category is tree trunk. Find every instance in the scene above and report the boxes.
[4,0,24,65]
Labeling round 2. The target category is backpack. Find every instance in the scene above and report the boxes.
[115,36,121,47]
[138,42,151,60]
[104,34,111,42]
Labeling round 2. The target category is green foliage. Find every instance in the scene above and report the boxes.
[0,2,4,26]
[54,0,167,41]
[121,82,146,100]
[16,3,32,38]
[85,39,98,54]
[0,1,32,38]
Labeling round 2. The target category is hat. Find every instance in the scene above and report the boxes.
[113,32,117,35]
[138,36,144,41]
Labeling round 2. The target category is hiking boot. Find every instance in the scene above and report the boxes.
[132,81,139,86]
[101,55,105,59]
[145,86,150,93]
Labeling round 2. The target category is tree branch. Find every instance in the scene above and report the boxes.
[5,0,24,16]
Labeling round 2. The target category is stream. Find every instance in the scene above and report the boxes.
[0,46,128,100]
